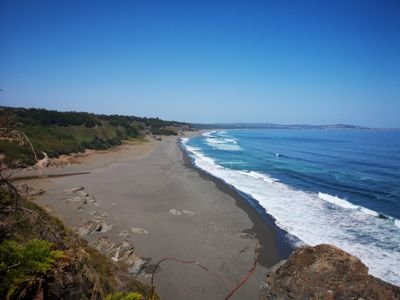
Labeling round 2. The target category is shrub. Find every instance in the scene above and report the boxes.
[125,125,139,138]
[90,136,109,150]
[84,119,96,128]
[0,239,64,298]
[81,141,93,149]
[105,291,143,300]
[0,141,35,167]
[150,128,177,136]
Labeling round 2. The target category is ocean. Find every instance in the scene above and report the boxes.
[181,129,400,286]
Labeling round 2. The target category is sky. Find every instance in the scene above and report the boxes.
[0,0,399,127]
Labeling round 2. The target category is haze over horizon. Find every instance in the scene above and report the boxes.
[1,1,399,128]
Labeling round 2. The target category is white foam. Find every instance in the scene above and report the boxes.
[360,207,380,217]
[240,170,277,184]
[395,219,400,229]
[202,131,216,137]
[318,192,358,209]
[318,192,380,217]
[205,131,242,151]
[181,138,400,286]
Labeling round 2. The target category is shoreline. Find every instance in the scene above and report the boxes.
[178,138,295,265]
[181,130,400,287]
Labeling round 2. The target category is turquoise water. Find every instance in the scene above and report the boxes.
[182,129,400,286]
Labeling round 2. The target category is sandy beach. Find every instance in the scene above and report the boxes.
[16,136,285,299]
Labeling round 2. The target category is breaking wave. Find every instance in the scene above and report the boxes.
[203,131,242,151]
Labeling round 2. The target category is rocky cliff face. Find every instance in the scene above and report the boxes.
[259,244,400,300]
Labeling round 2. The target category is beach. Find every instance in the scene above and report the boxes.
[16,135,284,299]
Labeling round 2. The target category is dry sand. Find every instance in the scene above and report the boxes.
[17,136,284,300]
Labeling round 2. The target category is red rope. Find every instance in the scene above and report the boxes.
[150,242,259,299]
[224,260,257,300]
[150,257,232,296]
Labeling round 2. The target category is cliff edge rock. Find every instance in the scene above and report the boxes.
[259,244,399,300]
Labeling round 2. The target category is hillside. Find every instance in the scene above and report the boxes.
[0,106,191,167]
[0,189,158,299]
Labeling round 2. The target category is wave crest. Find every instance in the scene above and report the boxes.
[204,131,242,151]
[318,192,379,217]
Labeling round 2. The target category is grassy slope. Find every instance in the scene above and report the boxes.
[23,122,125,153]
[0,193,157,299]
[0,106,186,167]
[0,123,135,166]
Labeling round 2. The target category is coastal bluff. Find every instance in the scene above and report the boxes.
[259,244,400,299]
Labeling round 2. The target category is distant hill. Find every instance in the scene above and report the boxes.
[191,122,369,130]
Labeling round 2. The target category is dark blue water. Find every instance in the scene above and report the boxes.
[182,129,400,285]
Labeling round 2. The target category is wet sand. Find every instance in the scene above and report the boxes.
[19,136,285,299]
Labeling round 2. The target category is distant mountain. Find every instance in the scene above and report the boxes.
[191,122,370,130]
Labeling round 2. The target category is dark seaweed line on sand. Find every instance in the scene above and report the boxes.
[178,138,295,267]
[11,171,91,182]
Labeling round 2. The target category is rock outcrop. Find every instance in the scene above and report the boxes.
[16,183,45,197]
[63,186,97,210]
[90,236,153,277]
[259,244,400,300]
[77,217,113,235]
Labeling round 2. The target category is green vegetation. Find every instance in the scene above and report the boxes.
[9,108,100,127]
[0,189,157,299]
[105,291,143,300]
[0,140,36,166]
[149,127,178,136]
[0,106,190,166]
[0,107,160,298]
[0,239,64,299]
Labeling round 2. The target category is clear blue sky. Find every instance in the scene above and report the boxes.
[1,0,399,127]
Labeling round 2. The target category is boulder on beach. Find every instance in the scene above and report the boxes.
[62,186,96,210]
[131,227,149,235]
[77,218,112,236]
